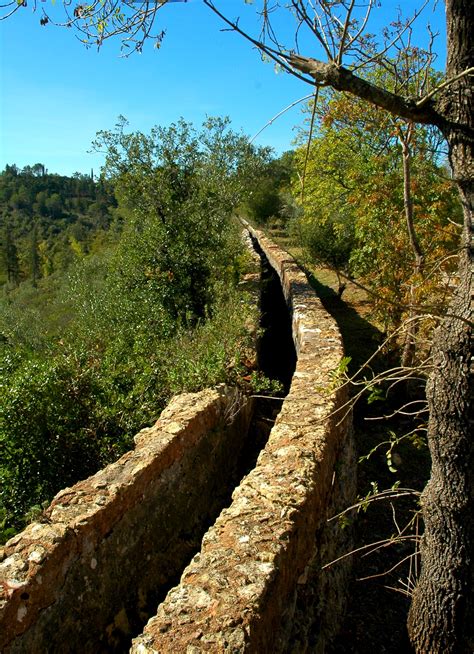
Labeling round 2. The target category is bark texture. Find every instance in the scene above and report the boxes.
[291,2,473,650]
[408,223,472,653]
[408,3,473,648]
[289,54,441,126]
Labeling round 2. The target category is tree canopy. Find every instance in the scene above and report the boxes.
[293,78,461,329]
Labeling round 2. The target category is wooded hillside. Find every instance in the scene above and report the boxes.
[0,164,116,286]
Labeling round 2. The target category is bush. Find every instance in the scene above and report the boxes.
[0,118,264,541]
[0,351,114,530]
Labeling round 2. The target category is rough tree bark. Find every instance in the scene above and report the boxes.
[407,2,473,650]
[289,1,473,650]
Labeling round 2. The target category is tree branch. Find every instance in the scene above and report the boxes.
[289,54,441,125]
[336,0,356,66]
[416,66,474,107]
[249,93,314,144]
[203,0,312,85]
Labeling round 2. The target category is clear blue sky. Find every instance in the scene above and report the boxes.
[0,1,447,176]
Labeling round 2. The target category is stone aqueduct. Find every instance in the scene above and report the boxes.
[0,225,355,653]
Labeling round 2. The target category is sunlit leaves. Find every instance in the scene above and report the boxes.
[292,75,460,332]
[0,117,263,540]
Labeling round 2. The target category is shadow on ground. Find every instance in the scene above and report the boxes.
[301,266,425,654]
[302,267,383,376]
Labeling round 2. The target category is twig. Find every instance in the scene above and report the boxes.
[300,86,320,202]
[416,67,474,107]
[336,0,356,66]
[328,489,420,522]
[358,551,418,582]
[249,94,314,144]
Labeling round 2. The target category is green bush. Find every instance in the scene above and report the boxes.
[0,351,113,530]
[0,118,264,542]
[0,282,256,540]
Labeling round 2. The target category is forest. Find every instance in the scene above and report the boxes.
[0,163,116,286]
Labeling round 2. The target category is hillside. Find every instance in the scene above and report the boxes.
[0,164,117,286]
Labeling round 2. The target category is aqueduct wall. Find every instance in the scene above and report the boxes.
[0,226,355,653]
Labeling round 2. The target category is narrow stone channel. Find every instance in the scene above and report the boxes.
[237,243,297,480]
[110,242,297,653]
[1,230,351,654]
[258,249,297,394]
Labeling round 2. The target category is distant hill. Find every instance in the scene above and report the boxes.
[0,163,117,286]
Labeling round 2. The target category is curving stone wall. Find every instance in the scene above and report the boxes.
[131,225,356,653]
[0,227,355,653]
[0,387,253,653]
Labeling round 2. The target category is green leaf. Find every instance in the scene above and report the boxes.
[367,385,384,404]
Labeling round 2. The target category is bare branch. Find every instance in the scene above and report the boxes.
[249,93,315,144]
[336,0,356,66]
[203,0,313,85]
[416,66,474,107]
[290,0,333,60]
[328,489,421,523]
[300,86,320,201]
[358,552,419,583]
[343,1,374,57]
[351,0,431,72]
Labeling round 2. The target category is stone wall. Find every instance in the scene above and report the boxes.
[131,225,355,653]
[0,387,253,653]
[0,226,355,653]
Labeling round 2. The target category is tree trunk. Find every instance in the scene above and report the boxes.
[399,123,424,370]
[408,186,473,652]
[408,2,473,650]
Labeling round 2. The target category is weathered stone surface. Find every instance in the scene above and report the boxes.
[0,226,354,653]
[0,386,253,653]
[131,225,355,653]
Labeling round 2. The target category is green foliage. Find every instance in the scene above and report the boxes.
[366,384,385,405]
[0,506,17,544]
[359,425,427,471]
[0,117,262,542]
[327,355,352,389]
[247,371,284,396]
[0,282,256,540]
[93,116,258,323]
[359,481,379,513]
[297,207,355,279]
[291,126,359,286]
[0,164,117,286]
[243,150,296,226]
[0,349,117,529]
[292,76,461,331]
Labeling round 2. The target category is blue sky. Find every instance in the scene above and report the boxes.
[0,1,447,176]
